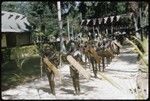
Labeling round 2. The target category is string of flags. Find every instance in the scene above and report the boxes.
[81,13,134,27]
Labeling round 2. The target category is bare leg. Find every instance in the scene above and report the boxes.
[46,70,55,95]
[102,56,105,72]
[76,73,80,95]
[72,77,77,94]
[91,58,97,78]
[70,66,80,95]
[98,63,101,71]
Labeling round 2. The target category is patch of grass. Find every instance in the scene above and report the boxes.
[10,45,39,60]
[1,56,42,91]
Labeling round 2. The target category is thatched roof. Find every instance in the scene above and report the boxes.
[1,11,32,32]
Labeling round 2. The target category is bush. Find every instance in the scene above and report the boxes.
[10,45,39,60]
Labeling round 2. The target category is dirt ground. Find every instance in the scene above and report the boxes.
[2,46,148,100]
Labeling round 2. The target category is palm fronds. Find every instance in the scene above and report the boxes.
[126,35,148,99]
[126,36,148,72]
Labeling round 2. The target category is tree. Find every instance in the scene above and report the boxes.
[127,2,140,39]
[2,2,18,12]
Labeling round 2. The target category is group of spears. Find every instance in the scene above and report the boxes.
[40,30,124,95]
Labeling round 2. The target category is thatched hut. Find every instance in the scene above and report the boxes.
[1,11,32,48]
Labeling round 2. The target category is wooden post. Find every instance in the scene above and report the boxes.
[111,24,113,39]
[57,1,63,67]
[57,1,63,52]
[39,13,44,77]
[71,25,74,40]
[67,17,70,41]
[40,57,43,77]
[96,27,101,41]
[106,28,108,38]
[92,26,95,40]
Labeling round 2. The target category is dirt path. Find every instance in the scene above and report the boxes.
[2,46,140,100]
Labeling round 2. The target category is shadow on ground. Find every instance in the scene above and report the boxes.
[105,68,138,73]
[60,88,74,94]
[37,87,51,94]
[118,53,138,64]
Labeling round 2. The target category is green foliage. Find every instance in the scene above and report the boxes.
[1,1,135,37]
[2,48,11,62]
[2,2,18,12]
[116,2,127,14]
[26,2,59,36]
[2,56,41,91]
[10,45,39,68]
[78,2,128,18]
[11,45,39,59]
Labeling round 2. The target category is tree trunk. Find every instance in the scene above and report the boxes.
[71,25,74,40]
[67,17,70,41]
[128,2,141,39]
[133,16,141,39]
[139,5,143,41]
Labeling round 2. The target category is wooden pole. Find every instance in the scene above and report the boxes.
[57,1,63,51]
[39,14,43,77]
[57,1,63,67]
[92,27,95,40]
[67,17,70,41]
[111,25,113,39]
[96,27,101,42]
[72,25,74,40]
[40,57,43,77]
